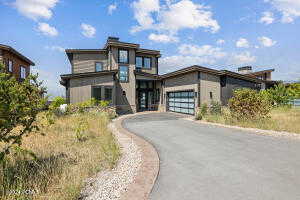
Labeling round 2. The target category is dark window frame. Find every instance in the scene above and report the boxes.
[135,56,152,69]
[91,86,102,101]
[118,49,129,64]
[8,59,13,73]
[210,92,213,99]
[95,62,104,72]
[119,65,129,83]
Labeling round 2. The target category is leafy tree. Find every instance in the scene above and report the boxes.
[263,83,293,106]
[287,83,300,99]
[0,63,47,162]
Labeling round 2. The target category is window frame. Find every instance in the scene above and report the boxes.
[118,49,129,64]
[91,86,102,101]
[95,62,103,72]
[119,65,129,83]
[135,56,152,69]
[104,87,113,101]
[8,60,13,73]
[20,66,26,79]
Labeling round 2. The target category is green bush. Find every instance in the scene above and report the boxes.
[200,103,208,116]
[210,101,222,115]
[0,63,47,162]
[228,88,271,119]
[49,96,66,110]
[195,111,203,120]
[262,83,293,106]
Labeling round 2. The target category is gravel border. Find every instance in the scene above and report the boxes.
[80,112,160,200]
[184,117,300,139]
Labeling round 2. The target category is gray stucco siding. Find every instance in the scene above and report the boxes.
[69,75,115,104]
[72,53,108,74]
[221,76,258,105]
[199,72,221,106]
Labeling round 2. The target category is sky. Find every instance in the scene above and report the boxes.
[1,0,300,97]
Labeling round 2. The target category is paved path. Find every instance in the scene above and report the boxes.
[122,112,300,200]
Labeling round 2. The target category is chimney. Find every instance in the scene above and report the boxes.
[238,66,252,74]
[107,36,119,42]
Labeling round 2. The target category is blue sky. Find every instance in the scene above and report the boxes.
[1,0,300,97]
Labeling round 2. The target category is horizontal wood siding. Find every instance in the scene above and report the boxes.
[73,53,108,73]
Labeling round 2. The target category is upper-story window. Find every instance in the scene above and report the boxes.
[135,56,151,69]
[144,57,151,69]
[119,65,129,82]
[8,60,13,72]
[20,66,26,79]
[136,56,143,68]
[118,49,129,63]
[95,62,103,72]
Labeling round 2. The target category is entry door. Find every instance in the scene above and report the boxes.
[139,91,148,110]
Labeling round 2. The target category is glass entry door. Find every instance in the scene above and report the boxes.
[139,91,148,110]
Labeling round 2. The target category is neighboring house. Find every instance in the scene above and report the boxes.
[0,44,35,81]
[60,37,275,115]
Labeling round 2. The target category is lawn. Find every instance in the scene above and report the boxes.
[204,106,300,134]
[0,111,120,200]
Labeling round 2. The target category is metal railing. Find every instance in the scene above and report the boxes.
[290,99,300,107]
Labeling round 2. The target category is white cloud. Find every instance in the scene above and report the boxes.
[258,36,277,47]
[14,0,59,20]
[160,44,226,71]
[45,45,65,52]
[148,33,179,43]
[230,51,256,65]
[259,11,275,24]
[131,0,160,33]
[81,23,96,38]
[216,39,225,45]
[265,0,300,23]
[37,23,58,37]
[131,0,220,35]
[108,3,117,15]
[236,38,250,48]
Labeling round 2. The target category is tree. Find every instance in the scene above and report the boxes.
[0,63,47,162]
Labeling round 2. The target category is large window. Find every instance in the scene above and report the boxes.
[92,86,101,101]
[20,66,26,79]
[136,56,143,68]
[8,60,13,72]
[118,49,129,63]
[135,56,151,69]
[119,66,129,82]
[95,62,103,72]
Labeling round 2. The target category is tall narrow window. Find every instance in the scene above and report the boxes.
[144,57,151,69]
[210,92,213,99]
[118,49,128,63]
[119,66,129,82]
[8,60,13,72]
[104,88,112,101]
[20,66,26,79]
[92,86,102,101]
[95,62,103,72]
[136,56,143,68]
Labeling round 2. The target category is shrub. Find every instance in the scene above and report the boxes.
[195,111,203,120]
[99,100,110,107]
[210,101,222,115]
[49,96,66,110]
[228,88,271,119]
[200,103,208,116]
[262,83,293,106]
[0,63,47,162]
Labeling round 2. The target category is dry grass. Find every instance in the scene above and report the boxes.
[204,107,300,134]
[0,111,120,200]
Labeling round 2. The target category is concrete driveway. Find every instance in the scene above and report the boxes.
[122,112,300,200]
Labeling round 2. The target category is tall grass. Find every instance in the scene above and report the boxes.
[204,106,300,134]
[0,111,120,200]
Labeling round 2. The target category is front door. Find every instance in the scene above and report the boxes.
[138,91,148,110]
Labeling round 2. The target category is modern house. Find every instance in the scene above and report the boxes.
[0,44,35,81]
[60,37,276,115]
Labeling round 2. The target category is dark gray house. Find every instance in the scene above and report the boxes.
[60,37,275,115]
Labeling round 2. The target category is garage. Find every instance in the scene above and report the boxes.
[167,91,195,115]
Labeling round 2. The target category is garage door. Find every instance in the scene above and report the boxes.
[167,91,195,115]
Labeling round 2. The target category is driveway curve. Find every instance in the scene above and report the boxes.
[122,112,300,200]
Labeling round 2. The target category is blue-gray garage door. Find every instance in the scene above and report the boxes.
[167,91,195,115]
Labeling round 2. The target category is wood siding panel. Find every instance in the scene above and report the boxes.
[199,72,221,105]
[73,53,108,73]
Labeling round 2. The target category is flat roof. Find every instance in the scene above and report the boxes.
[0,44,35,66]
[60,70,118,80]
